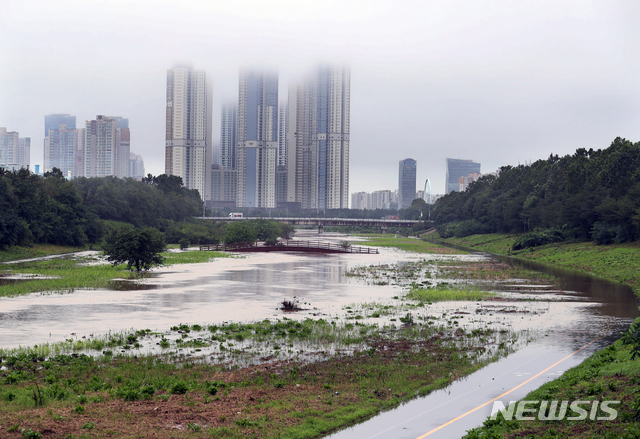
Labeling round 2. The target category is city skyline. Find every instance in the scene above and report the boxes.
[4,2,640,197]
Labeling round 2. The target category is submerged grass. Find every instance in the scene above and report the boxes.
[0,250,229,298]
[0,317,514,439]
[433,233,640,296]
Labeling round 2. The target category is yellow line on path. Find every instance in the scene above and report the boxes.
[414,332,608,439]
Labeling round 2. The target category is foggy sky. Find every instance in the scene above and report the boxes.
[3,0,640,197]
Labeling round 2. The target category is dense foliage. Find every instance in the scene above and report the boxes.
[0,169,202,249]
[74,174,202,227]
[434,137,640,246]
[103,227,166,271]
[0,168,101,248]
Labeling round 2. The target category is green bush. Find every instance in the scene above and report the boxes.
[512,228,566,250]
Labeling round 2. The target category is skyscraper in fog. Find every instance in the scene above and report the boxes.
[165,64,212,200]
[398,158,417,209]
[236,69,278,208]
[220,103,237,169]
[45,124,77,176]
[45,114,76,136]
[293,65,350,209]
[445,158,481,194]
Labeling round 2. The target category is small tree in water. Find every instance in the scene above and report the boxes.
[103,228,165,272]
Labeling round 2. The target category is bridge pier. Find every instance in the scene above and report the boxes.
[380,226,388,234]
[318,224,324,234]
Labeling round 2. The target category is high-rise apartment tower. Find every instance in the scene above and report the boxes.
[236,69,278,208]
[165,64,212,201]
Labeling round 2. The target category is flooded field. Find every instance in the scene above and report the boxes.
[0,233,638,438]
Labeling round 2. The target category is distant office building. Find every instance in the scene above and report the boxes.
[129,153,145,180]
[292,65,351,209]
[220,103,237,169]
[446,158,481,194]
[210,164,238,206]
[236,69,278,208]
[398,158,417,209]
[44,124,77,176]
[165,64,212,201]
[45,114,76,136]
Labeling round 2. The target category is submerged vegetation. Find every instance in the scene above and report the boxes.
[0,250,229,298]
[0,311,517,439]
[434,233,640,296]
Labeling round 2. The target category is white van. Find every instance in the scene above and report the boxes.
[228,213,244,218]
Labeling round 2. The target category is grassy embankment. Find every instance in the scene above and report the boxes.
[0,250,229,298]
[357,233,465,254]
[434,233,640,296]
[0,244,87,263]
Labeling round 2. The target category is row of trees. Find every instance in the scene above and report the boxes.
[0,169,203,249]
[433,137,640,246]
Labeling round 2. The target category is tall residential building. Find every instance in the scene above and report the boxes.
[45,114,76,136]
[398,158,417,209]
[19,138,30,170]
[107,117,130,179]
[278,102,288,167]
[83,116,131,179]
[84,116,117,177]
[44,124,77,176]
[165,64,212,201]
[293,65,351,209]
[74,128,85,178]
[210,164,238,205]
[220,103,237,169]
[0,128,20,168]
[236,69,278,208]
[445,158,481,194]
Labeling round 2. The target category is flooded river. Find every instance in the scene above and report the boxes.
[0,233,638,438]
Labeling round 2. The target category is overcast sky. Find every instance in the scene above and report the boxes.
[3,0,640,196]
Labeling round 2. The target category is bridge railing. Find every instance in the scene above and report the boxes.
[199,240,378,254]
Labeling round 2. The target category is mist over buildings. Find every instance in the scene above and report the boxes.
[3,0,640,196]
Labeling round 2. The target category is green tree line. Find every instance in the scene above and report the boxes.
[0,169,202,249]
[434,137,640,247]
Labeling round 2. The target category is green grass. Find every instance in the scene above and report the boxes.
[406,287,495,302]
[0,244,88,263]
[359,234,465,254]
[0,250,229,298]
[464,331,640,439]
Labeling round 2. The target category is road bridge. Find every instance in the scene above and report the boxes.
[198,217,421,233]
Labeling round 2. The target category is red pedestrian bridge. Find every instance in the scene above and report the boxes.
[199,240,378,254]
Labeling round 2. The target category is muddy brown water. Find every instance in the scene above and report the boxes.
[0,234,638,438]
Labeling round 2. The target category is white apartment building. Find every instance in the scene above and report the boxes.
[165,64,212,201]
